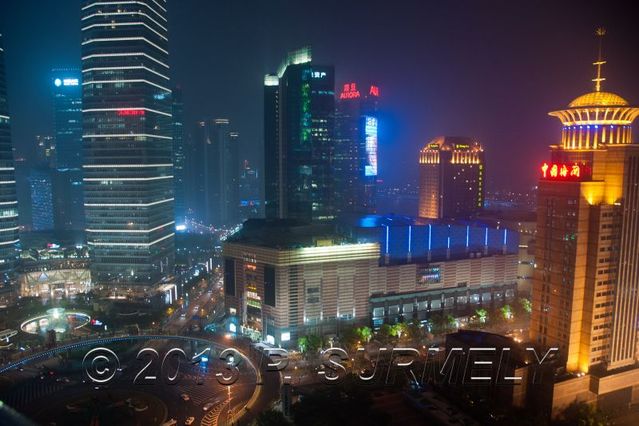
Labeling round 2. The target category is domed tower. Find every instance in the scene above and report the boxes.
[531,29,639,379]
[548,28,639,150]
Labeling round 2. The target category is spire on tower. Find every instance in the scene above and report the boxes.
[593,27,606,92]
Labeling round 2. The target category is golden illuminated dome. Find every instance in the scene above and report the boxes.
[568,91,629,108]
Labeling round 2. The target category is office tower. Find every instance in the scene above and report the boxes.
[81,0,174,286]
[51,69,84,233]
[418,136,485,219]
[172,86,185,227]
[35,135,56,167]
[263,75,279,219]
[198,119,240,227]
[0,33,20,287]
[264,47,336,222]
[239,160,261,220]
[531,35,639,373]
[334,82,380,214]
[221,131,240,225]
[203,119,225,225]
[28,168,54,231]
[185,121,207,223]
[528,31,639,417]
[52,69,82,169]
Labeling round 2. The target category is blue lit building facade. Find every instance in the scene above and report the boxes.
[335,82,379,214]
[81,0,175,287]
[51,69,84,233]
[0,33,20,287]
[28,168,54,231]
[344,215,520,328]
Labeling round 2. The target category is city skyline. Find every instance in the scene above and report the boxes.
[1,1,638,192]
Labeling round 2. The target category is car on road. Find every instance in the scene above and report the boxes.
[161,419,177,426]
[202,402,216,411]
[185,417,195,425]
[181,393,190,401]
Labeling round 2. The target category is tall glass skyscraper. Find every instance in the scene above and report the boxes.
[172,86,185,227]
[0,33,20,287]
[81,0,174,287]
[51,69,84,233]
[264,47,335,222]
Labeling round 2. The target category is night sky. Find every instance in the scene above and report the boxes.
[1,0,638,191]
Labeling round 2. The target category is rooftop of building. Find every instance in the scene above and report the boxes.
[224,218,356,249]
[420,136,482,152]
[568,91,629,108]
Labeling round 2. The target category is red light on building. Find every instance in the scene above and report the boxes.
[117,109,145,116]
[369,85,380,97]
[339,82,361,100]
[540,162,589,181]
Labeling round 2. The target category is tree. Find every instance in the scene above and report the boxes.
[500,304,513,321]
[519,298,532,314]
[475,308,488,324]
[298,336,309,353]
[377,324,393,342]
[555,401,612,426]
[446,314,457,329]
[357,326,372,344]
[391,322,408,339]
[251,409,291,426]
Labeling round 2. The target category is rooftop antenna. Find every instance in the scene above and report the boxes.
[592,27,606,92]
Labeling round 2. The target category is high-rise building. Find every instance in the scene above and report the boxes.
[0,33,20,287]
[334,82,380,214]
[52,69,82,169]
[28,168,54,231]
[239,160,261,220]
[195,118,240,227]
[35,135,56,168]
[418,136,485,219]
[184,121,207,224]
[172,86,186,227]
[51,69,84,233]
[264,47,335,222]
[529,30,639,416]
[81,0,174,287]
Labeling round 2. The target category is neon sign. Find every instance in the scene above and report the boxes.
[339,83,360,99]
[369,85,380,97]
[540,162,590,181]
[364,116,378,176]
[117,109,145,116]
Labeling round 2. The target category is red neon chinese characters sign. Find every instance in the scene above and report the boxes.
[369,85,380,97]
[540,162,589,181]
[339,83,361,99]
[117,109,145,116]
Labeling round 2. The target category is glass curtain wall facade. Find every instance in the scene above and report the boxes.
[264,47,335,222]
[51,69,85,233]
[81,0,174,286]
[0,33,20,288]
[172,86,185,227]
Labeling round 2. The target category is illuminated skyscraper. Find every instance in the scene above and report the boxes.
[264,47,335,222]
[334,82,379,214]
[0,33,20,287]
[51,69,84,233]
[529,29,639,415]
[81,0,174,286]
[418,136,485,219]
